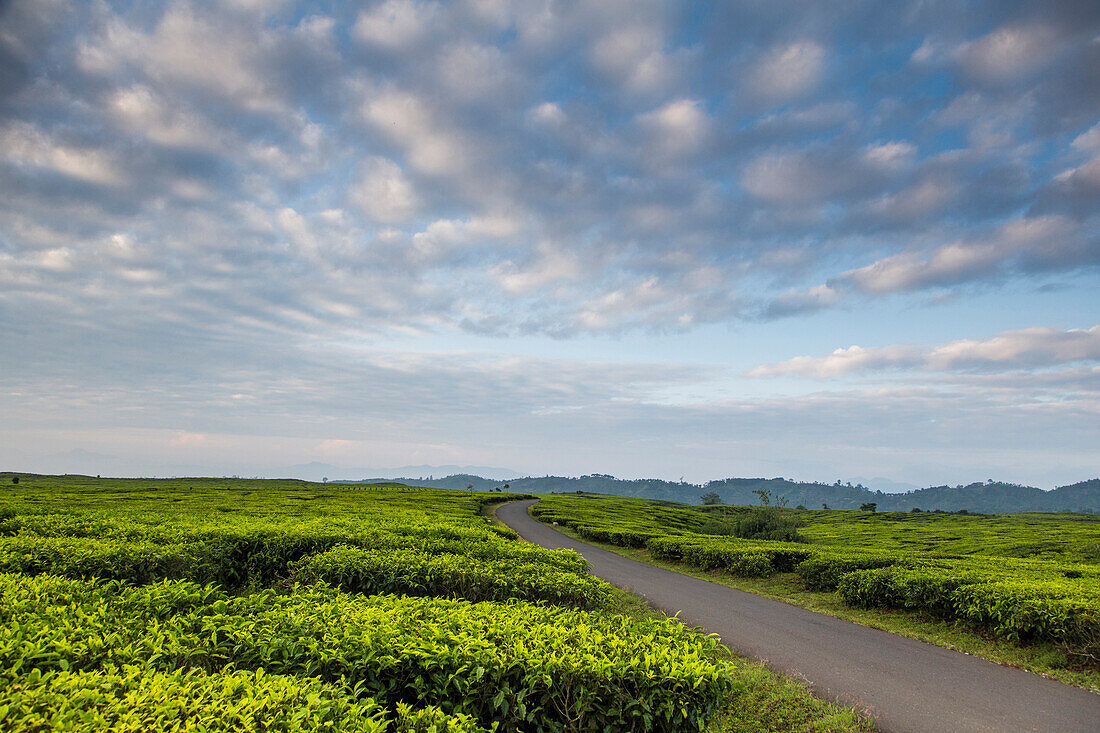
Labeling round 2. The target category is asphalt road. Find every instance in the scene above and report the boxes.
[498,499,1100,733]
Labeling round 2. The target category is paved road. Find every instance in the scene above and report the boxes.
[498,499,1100,733]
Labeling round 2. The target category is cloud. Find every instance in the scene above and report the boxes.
[638,98,711,161]
[761,284,843,319]
[350,157,420,224]
[748,326,1100,377]
[353,0,437,51]
[0,1,1098,489]
[589,24,676,95]
[837,216,1084,295]
[1,122,127,187]
[361,88,470,178]
[958,22,1063,85]
[740,148,861,204]
[749,40,826,100]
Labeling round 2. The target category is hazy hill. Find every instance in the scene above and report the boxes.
[368,474,1100,513]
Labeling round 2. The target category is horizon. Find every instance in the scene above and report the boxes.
[1,1,1098,488]
[6,463,1097,495]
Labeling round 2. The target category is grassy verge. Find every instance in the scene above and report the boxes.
[545,520,1100,694]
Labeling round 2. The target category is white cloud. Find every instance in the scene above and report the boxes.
[959,23,1062,84]
[750,40,826,100]
[437,42,513,100]
[0,122,126,187]
[109,86,218,150]
[862,141,916,171]
[842,216,1077,294]
[748,344,923,377]
[749,326,1100,377]
[362,89,469,177]
[868,176,956,221]
[493,241,580,293]
[85,5,281,112]
[590,25,674,94]
[527,101,567,129]
[276,207,317,249]
[638,98,711,160]
[740,149,849,204]
[927,327,1100,370]
[763,284,844,319]
[351,157,420,224]
[352,0,436,51]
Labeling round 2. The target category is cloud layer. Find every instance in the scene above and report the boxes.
[1,0,1097,486]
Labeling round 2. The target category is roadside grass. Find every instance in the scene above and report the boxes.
[600,585,876,733]
[546,521,1100,694]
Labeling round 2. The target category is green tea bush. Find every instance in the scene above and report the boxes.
[2,574,735,733]
[291,545,611,609]
[794,553,901,591]
[835,562,1100,659]
[0,519,592,597]
[647,536,814,577]
[0,666,392,733]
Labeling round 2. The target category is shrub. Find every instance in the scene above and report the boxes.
[1,666,392,733]
[290,545,611,609]
[2,574,736,733]
[732,508,807,543]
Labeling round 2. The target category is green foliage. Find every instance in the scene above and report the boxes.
[532,493,1100,662]
[291,545,610,609]
[1,574,735,732]
[700,492,722,505]
[835,562,1100,659]
[731,507,807,542]
[0,479,735,732]
[1,666,392,733]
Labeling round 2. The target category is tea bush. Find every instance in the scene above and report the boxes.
[0,480,735,731]
[1,573,735,732]
[532,493,1100,660]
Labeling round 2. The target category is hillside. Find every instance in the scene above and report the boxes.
[355,475,1100,513]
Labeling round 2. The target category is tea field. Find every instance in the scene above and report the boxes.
[531,494,1100,676]
[0,474,746,732]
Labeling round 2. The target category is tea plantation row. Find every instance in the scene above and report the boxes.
[532,494,1100,662]
[0,477,736,732]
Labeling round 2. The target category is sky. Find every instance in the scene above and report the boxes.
[1,0,1098,489]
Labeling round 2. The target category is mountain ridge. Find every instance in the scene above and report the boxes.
[351,474,1100,513]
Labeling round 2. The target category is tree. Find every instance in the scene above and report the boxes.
[11,477,18,485]
[466,484,473,491]
[860,502,877,512]
[700,491,722,505]
[752,489,772,507]
[822,502,828,510]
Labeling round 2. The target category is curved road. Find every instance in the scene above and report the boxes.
[498,499,1100,733]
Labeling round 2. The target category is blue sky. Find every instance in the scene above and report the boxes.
[1,0,1098,488]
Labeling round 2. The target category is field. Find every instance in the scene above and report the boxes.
[531,494,1100,685]
[0,473,877,732]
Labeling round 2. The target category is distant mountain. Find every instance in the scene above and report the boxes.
[286,463,521,482]
[382,474,1100,513]
[846,476,920,493]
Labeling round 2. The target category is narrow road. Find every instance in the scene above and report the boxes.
[498,499,1100,733]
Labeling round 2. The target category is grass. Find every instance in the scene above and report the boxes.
[543,518,1100,694]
